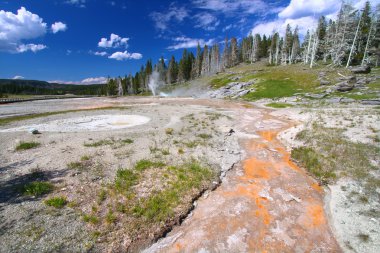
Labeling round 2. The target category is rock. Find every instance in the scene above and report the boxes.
[340,98,355,103]
[28,128,40,134]
[227,129,235,136]
[337,76,356,83]
[327,97,342,103]
[318,71,327,77]
[335,81,354,92]
[361,99,380,105]
[229,76,242,81]
[320,80,330,85]
[351,65,371,74]
[304,93,327,99]
[355,77,368,85]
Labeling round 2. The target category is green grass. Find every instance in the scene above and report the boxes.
[83,214,99,224]
[80,155,90,161]
[114,169,139,193]
[105,210,117,224]
[293,125,379,189]
[243,79,300,100]
[291,147,336,184]
[165,128,174,135]
[209,75,233,89]
[97,189,107,204]
[67,162,84,170]
[134,159,165,172]
[121,138,134,144]
[44,196,67,208]
[22,181,53,197]
[15,141,40,151]
[84,139,114,147]
[266,102,294,108]
[197,133,212,139]
[0,106,128,126]
[84,138,134,147]
[132,161,214,222]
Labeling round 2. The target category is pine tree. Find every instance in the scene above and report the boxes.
[166,56,178,84]
[290,27,300,63]
[177,50,188,83]
[281,24,293,65]
[192,43,202,78]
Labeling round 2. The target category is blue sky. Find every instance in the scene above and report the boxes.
[0,0,376,84]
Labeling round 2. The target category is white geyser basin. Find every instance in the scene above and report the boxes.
[0,115,151,132]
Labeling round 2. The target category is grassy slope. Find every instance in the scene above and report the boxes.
[204,61,379,101]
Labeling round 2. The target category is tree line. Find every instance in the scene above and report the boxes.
[106,1,379,95]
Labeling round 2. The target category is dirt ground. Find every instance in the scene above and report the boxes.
[0,97,379,252]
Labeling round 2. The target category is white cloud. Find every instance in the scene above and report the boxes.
[13,75,24,79]
[65,0,86,8]
[194,12,220,31]
[251,16,318,37]
[251,0,380,38]
[0,7,47,53]
[81,77,107,84]
[168,36,214,50]
[192,0,268,14]
[49,77,107,85]
[51,22,67,33]
[16,43,47,53]
[279,0,341,19]
[94,51,108,56]
[150,4,189,31]
[108,51,143,61]
[98,33,129,48]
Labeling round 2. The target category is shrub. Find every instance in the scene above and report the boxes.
[16,142,40,151]
[44,196,67,208]
[165,128,174,135]
[22,181,53,197]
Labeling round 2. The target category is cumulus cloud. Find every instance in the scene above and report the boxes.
[108,51,143,61]
[251,0,380,37]
[279,0,341,19]
[194,12,220,31]
[150,4,188,31]
[16,43,47,53]
[51,22,67,33]
[167,36,214,50]
[192,0,268,14]
[0,7,47,53]
[13,75,24,79]
[98,33,129,48]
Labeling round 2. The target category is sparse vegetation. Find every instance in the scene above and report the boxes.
[266,102,293,108]
[197,133,212,139]
[114,169,139,193]
[84,139,114,147]
[165,128,174,135]
[44,196,67,208]
[22,181,53,197]
[15,141,40,151]
[292,124,379,190]
[134,159,165,172]
[83,214,99,224]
